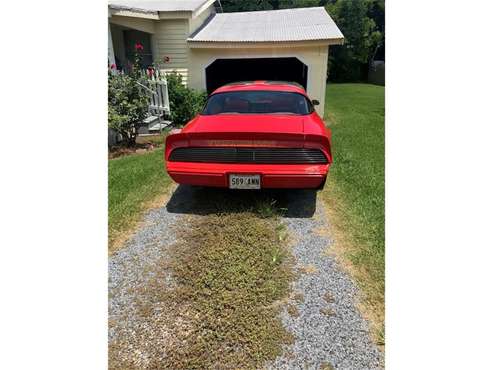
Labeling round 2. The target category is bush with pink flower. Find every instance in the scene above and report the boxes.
[108,43,149,146]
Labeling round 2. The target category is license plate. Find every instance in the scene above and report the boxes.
[229,174,261,189]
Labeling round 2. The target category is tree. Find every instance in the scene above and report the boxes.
[220,0,322,12]
[326,0,382,81]
[367,0,385,61]
[277,0,321,9]
[220,0,269,12]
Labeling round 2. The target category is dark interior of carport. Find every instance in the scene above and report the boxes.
[205,57,308,94]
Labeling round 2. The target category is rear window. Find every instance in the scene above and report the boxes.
[201,91,313,115]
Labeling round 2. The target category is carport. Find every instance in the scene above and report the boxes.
[187,7,344,115]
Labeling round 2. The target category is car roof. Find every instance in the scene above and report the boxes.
[211,81,308,96]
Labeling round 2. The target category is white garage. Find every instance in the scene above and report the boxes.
[187,7,344,115]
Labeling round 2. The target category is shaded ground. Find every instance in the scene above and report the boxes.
[109,185,382,369]
[165,185,317,218]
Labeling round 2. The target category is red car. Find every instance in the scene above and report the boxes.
[165,81,332,190]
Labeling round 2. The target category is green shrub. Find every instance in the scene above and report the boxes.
[108,71,148,146]
[166,72,207,126]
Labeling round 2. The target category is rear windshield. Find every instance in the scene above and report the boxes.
[201,91,313,115]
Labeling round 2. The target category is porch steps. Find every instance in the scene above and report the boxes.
[148,121,172,131]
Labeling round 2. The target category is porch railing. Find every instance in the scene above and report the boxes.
[138,69,170,119]
[114,68,171,131]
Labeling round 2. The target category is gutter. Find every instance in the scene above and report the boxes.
[187,38,345,48]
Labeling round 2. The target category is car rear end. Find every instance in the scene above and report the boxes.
[165,82,332,190]
[165,130,331,189]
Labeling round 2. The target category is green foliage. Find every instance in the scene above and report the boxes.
[220,0,323,12]
[277,0,322,8]
[108,45,156,146]
[166,72,207,126]
[368,0,385,34]
[108,63,149,146]
[326,0,383,81]
[367,0,385,60]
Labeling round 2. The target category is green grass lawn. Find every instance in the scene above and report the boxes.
[322,83,385,341]
[108,146,171,253]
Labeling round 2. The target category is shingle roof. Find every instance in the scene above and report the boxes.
[108,0,210,13]
[188,7,344,43]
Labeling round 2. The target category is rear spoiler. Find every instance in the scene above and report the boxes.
[165,130,332,163]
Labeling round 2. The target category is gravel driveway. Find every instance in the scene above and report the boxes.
[269,191,382,369]
[109,185,382,369]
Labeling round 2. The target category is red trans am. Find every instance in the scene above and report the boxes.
[165,81,332,190]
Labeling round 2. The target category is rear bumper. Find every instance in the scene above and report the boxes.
[166,162,329,189]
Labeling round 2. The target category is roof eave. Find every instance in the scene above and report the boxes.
[330,37,345,45]
[158,11,193,19]
[108,0,214,18]
[109,6,159,19]
[187,38,345,48]
[108,8,195,20]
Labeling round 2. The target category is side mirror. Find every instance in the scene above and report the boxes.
[312,99,320,106]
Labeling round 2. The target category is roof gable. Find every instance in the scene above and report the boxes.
[188,7,344,44]
[108,0,210,13]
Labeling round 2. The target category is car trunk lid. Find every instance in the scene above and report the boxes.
[183,114,305,148]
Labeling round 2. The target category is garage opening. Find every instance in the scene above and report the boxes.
[205,57,308,94]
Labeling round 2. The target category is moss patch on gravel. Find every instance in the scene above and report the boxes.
[109,193,295,369]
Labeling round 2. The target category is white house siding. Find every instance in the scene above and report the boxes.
[188,44,330,116]
[154,19,190,84]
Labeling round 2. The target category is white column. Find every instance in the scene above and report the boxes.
[108,23,116,68]
[318,46,329,117]
[151,34,158,66]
